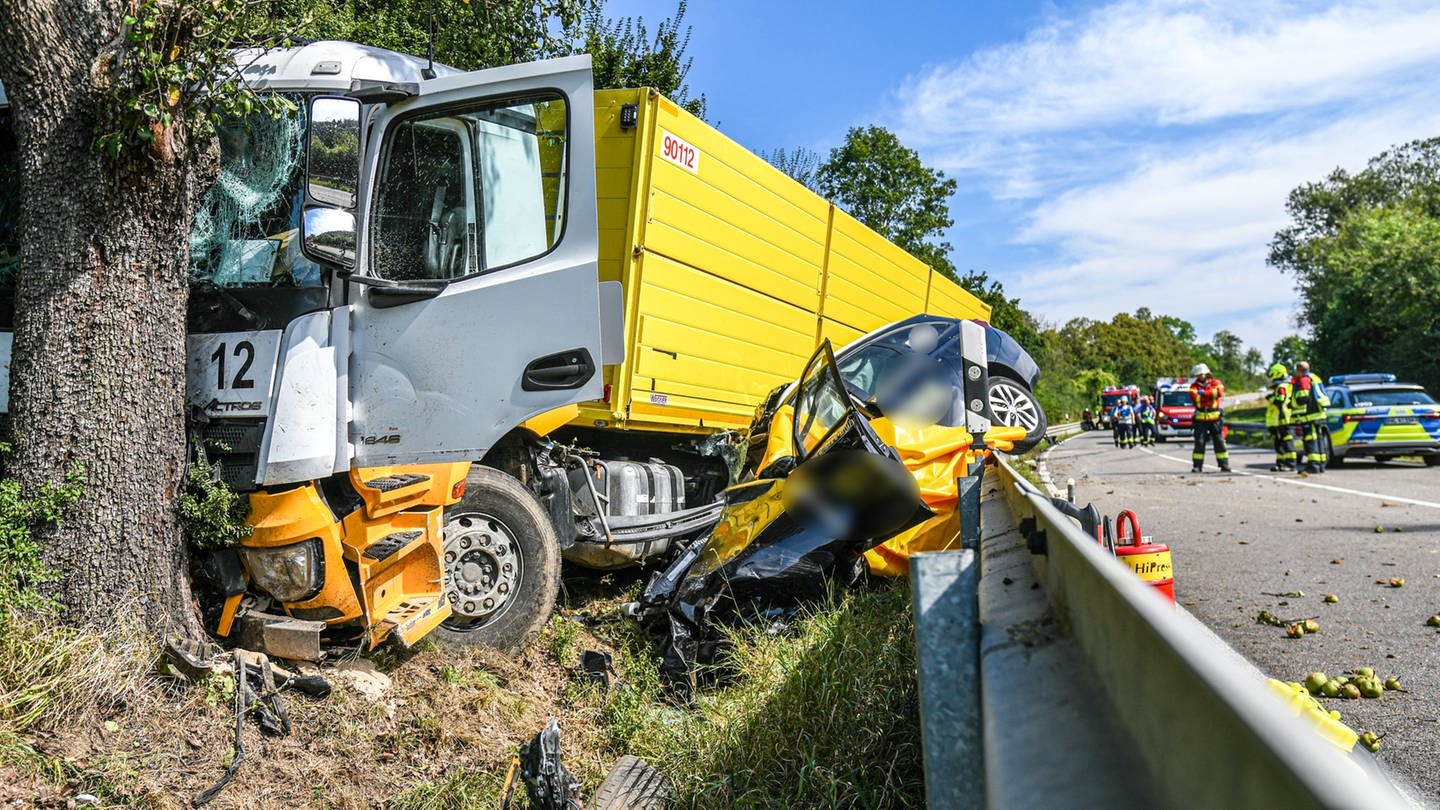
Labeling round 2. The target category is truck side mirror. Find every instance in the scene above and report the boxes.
[301,207,356,269]
[306,96,361,209]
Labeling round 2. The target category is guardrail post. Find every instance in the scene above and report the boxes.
[911,549,982,810]
[958,460,983,550]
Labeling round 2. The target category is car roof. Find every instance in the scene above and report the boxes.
[1335,383,1427,392]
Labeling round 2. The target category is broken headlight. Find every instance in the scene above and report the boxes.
[240,538,324,603]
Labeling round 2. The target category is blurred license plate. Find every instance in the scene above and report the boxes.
[1388,416,1418,424]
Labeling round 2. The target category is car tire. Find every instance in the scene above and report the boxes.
[987,373,1047,452]
[1424,455,1440,467]
[591,755,673,809]
[1325,434,1344,467]
[430,465,561,654]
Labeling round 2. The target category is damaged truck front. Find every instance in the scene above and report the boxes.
[1,44,617,655]
[0,40,1044,662]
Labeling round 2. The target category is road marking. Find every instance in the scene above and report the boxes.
[1137,447,1440,510]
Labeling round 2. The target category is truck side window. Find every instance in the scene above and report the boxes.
[371,94,568,282]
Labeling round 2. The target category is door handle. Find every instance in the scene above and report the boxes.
[522,349,596,391]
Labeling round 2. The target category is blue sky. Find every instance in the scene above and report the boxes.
[600,0,1440,356]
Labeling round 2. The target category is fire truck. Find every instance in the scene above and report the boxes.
[1099,385,1140,428]
[1153,377,1196,441]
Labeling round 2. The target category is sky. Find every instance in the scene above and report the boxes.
[599,0,1440,355]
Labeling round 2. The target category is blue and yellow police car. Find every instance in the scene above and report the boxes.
[1324,374,1440,466]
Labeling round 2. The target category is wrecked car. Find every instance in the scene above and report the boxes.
[629,335,1027,691]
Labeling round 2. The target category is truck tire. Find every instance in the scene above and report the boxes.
[988,374,1047,452]
[431,465,560,654]
[591,755,673,809]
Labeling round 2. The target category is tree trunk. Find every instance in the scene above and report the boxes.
[0,1,210,635]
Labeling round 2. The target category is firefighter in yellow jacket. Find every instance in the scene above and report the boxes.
[1292,360,1330,474]
[1189,363,1231,473]
[1265,363,1298,471]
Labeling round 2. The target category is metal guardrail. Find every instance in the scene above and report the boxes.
[1046,420,1082,437]
[910,458,1414,809]
[1227,420,1267,434]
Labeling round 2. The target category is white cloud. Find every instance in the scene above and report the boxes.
[891,0,1440,351]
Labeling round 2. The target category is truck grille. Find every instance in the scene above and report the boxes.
[200,420,265,492]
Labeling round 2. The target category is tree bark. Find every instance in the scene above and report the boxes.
[0,0,210,635]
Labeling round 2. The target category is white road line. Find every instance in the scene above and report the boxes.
[1136,447,1440,510]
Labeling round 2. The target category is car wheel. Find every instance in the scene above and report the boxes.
[1424,455,1440,467]
[430,465,561,654]
[987,374,1047,452]
[1325,434,1344,466]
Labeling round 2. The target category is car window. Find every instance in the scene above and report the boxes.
[1329,389,1349,408]
[1350,389,1436,407]
[838,345,905,400]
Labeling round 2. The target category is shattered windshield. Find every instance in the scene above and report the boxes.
[189,97,321,287]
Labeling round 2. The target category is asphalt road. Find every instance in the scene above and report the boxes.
[1045,430,1440,804]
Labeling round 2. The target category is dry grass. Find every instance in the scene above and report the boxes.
[0,568,925,809]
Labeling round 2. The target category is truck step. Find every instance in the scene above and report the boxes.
[373,593,451,650]
[363,473,431,493]
[362,529,423,562]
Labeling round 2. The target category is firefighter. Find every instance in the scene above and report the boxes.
[1112,396,1135,448]
[1265,363,1298,471]
[1189,363,1230,473]
[1137,395,1158,446]
[1292,360,1330,474]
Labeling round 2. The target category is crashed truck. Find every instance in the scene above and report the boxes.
[0,41,1043,658]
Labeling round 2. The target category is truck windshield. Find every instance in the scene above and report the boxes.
[189,98,321,287]
[1161,391,1191,407]
[1102,394,1127,407]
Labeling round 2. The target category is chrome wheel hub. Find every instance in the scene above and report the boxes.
[442,513,521,624]
[990,381,1040,431]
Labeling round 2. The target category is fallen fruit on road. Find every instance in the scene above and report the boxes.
[1375,526,1385,533]
[1321,680,1341,698]
[1341,684,1362,700]
[1303,619,1321,633]
[1385,677,1403,692]
[1324,594,1339,603]
[1355,667,1375,678]
[1361,731,1381,753]
[1427,615,1440,628]
[1256,610,1285,627]
[1287,623,1305,639]
[1359,680,1384,699]
[1388,578,1405,588]
[1304,672,1329,692]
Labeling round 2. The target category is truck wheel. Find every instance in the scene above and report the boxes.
[988,374,1047,452]
[431,465,560,654]
[591,755,673,809]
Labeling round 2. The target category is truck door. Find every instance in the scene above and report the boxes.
[349,57,601,466]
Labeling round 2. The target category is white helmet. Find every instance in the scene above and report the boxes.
[1191,363,1211,376]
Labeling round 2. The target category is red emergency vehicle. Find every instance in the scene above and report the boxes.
[1099,385,1141,428]
[1153,377,1196,441]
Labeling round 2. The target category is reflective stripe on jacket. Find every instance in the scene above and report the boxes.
[1265,380,1294,427]
[1190,378,1225,421]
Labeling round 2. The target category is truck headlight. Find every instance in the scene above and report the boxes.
[240,538,324,603]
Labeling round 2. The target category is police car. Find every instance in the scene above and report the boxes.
[1323,374,1440,466]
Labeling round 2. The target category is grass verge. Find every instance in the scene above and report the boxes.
[1,569,925,809]
[572,580,924,809]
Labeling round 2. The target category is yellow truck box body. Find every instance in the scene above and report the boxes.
[578,89,991,435]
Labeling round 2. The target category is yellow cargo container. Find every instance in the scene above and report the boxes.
[577,89,991,438]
